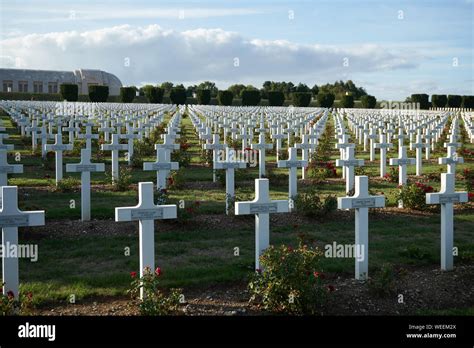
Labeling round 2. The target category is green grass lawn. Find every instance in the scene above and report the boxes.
[1,111,473,306]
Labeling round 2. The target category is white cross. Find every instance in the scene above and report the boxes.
[295,134,312,179]
[215,147,246,214]
[62,120,80,145]
[396,127,406,149]
[251,134,273,178]
[0,186,45,297]
[78,125,99,150]
[235,179,289,270]
[25,120,41,150]
[410,132,428,176]
[367,127,378,162]
[204,134,226,183]
[155,133,180,162]
[338,176,385,280]
[45,134,73,185]
[335,133,355,180]
[389,146,415,186]
[143,148,179,190]
[66,149,105,221]
[0,150,23,188]
[426,173,468,271]
[271,126,286,161]
[115,182,177,299]
[336,147,364,193]
[439,145,463,175]
[120,125,140,165]
[277,147,307,201]
[101,133,128,183]
[374,133,393,177]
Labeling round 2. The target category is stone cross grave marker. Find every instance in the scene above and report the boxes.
[101,133,128,183]
[426,173,468,271]
[115,182,177,299]
[251,134,273,178]
[235,179,289,270]
[277,147,307,201]
[336,146,364,193]
[143,148,179,190]
[66,149,105,221]
[410,132,428,176]
[374,133,393,177]
[0,186,45,297]
[337,176,385,280]
[204,134,226,183]
[45,134,73,185]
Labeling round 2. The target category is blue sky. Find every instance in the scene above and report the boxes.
[0,0,472,100]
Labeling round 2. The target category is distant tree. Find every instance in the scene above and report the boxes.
[197,89,211,105]
[295,83,310,93]
[341,94,354,108]
[268,91,285,106]
[311,84,319,97]
[197,81,218,97]
[169,87,187,105]
[317,92,335,108]
[186,85,197,97]
[119,87,136,103]
[431,95,447,108]
[143,85,164,103]
[241,89,261,106]
[447,95,462,108]
[291,92,312,107]
[461,95,474,108]
[89,85,109,102]
[160,82,174,95]
[228,84,246,98]
[360,95,377,109]
[217,90,234,106]
[60,84,78,102]
[410,94,430,109]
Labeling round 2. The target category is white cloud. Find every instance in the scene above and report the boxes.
[0,24,419,89]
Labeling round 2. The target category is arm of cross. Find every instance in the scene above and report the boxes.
[0,186,45,227]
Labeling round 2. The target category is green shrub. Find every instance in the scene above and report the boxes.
[168,169,185,189]
[410,94,430,109]
[55,177,81,192]
[107,167,132,191]
[248,241,329,315]
[447,95,462,108]
[295,189,337,217]
[127,266,182,315]
[400,245,431,261]
[241,89,261,106]
[197,89,211,105]
[396,182,434,210]
[360,95,377,109]
[170,88,187,105]
[120,87,136,103]
[217,90,234,106]
[317,92,335,108]
[291,92,311,107]
[144,85,164,103]
[0,287,34,315]
[267,91,285,106]
[461,95,474,108]
[368,263,404,297]
[431,94,447,108]
[171,140,191,167]
[60,84,78,101]
[88,85,109,102]
[341,94,354,108]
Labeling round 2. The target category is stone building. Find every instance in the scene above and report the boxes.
[0,68,122,95]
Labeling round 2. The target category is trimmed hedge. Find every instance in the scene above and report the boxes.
[317,92,335,108]
[197,89,211,105]
[241,89,261,106]
[447,95,462,108]
[291,92,312,107]
[267,91,285,106]
[60,84,78,102]
[462,95,474,108]
[360,95,377,109]
[170,87,187,105]
[217,90,233,106]
[144,86,164,104]
[120,87,136,103]
[431,94,447,108]
[410,94,430,109]
[89,85,109,102]
[341,95,354,108]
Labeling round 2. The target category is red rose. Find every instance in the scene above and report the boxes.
[256,268,262,274]
[313,272,320,278]
[287,246,293,252]
[155,267,162,277]
[130,271,137,278]
[27,292,33,300]
[7,290,14,299]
